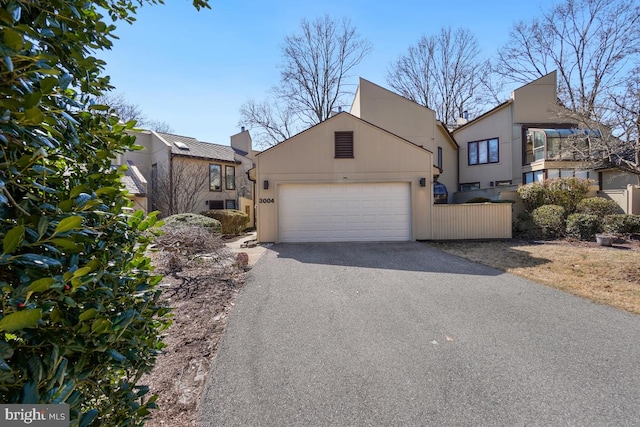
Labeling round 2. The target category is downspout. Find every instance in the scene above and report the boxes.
[246,164,256,230]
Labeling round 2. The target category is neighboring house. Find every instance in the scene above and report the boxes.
[121,160,148,212]
[116,129,256,225]
[451,70,639,213]
[452,71,601,202]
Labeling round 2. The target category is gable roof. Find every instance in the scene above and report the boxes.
[437,121,459,149]
[154,132,240,163]
[255,111,432,157]
[451,100,513,133]
[354,77,438,116]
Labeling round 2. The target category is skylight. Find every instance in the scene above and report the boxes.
[174,141,189,150]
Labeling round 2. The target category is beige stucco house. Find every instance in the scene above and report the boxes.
[255,112,433,243]
[117,129,255,225]
[452,71,638,213]
[452,71,602,201]
[252,77,523,243]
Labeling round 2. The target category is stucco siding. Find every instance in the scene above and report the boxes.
[352,79,437,152]
[512,72,558,124]
[601,170,639,190]
[454,104,513,190]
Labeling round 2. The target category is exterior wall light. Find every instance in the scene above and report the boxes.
[263,180,269,190]
[419,177,426,187]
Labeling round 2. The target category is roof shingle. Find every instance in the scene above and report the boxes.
[156,132,237,163]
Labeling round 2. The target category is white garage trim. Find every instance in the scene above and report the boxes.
[278,183,411,242]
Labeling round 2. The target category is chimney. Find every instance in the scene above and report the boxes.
[241,126,245,132]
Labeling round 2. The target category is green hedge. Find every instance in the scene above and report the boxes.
[162,213,222,233]
[0,1,208,425]
[576,197,622,217]
[603,215,640,234]
[464,197,492,203]
[532,205,566,238]
[517,177,592,214]
[566,213,602,240]
[200,209,249,235]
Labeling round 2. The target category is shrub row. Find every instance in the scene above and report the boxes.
[162,213,222,233]
[200,209,250,235]
[517,177,593,214]
[526,208,640,240]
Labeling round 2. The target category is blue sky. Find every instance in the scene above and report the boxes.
[101,0,557,145]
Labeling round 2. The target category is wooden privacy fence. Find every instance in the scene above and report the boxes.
[432,203,512,240]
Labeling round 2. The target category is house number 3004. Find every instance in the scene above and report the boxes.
[259,198,274,204]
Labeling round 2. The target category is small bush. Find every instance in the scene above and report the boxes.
[200,209,250,235]
[576,198,621,217]
[545,177,593,214]
[517,177,593,213]
[566,213,602,240]
[603,215,640,234]
[163,213,222,233]
[465,197,492,203]
[513,211,536,237]
[518,183,547,212]
[532,205,566,238]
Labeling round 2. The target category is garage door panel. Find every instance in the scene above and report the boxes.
[279,183,411,242]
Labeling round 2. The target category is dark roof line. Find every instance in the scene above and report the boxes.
[256,112,433,157]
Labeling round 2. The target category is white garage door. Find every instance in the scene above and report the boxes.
[278,183,411,242]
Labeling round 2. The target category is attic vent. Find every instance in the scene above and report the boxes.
[334,131,354,159]
[174,141,189,150]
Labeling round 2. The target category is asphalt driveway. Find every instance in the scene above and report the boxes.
[198,242,640,426]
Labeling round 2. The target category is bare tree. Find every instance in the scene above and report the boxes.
[495,0,640,118]
[239,100,297,146]
[387,27,492,127]
[240,15,372,147]
[559,66,640,183]
[145,119,174,133]
[97,92,175,132]
[153,159,210,216]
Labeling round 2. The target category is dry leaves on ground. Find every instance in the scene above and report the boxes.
[142,226,246,427]
[429,238,640,314]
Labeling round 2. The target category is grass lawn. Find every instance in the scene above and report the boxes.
[428,239,640,315]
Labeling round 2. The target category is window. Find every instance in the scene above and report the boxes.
[335,131,354,158]
[468,138,499,165]
[225,165,235,190]
[437,147,443,170]
[523,171,545,184]
[495,180,513,187]
[208,200,223,209]
[209,164,221,191]
[533,131,545,161]
[459,182,480,192]
[225,199,236,209]
[524,127,597,165]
